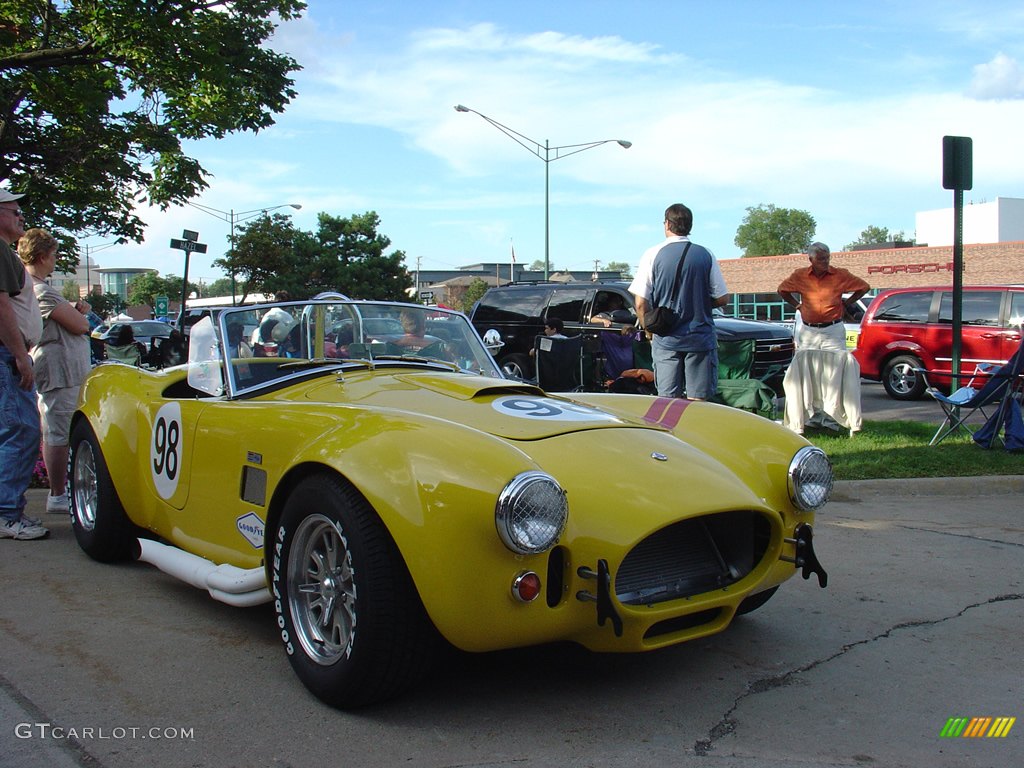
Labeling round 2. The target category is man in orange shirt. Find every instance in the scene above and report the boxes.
[778,242,869,351]
[778,242,870,435]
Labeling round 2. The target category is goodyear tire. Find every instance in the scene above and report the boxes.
[272,473,438,708]
[68,419,138,563]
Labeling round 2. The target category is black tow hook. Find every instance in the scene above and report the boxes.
[783,523,828,588]
[576,559,623,637]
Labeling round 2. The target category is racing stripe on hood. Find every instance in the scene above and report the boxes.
[642,397,690,429]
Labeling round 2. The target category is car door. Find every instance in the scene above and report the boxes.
[544,286,600,385]
[1004,290,1024,362]
[936,290,1004,374]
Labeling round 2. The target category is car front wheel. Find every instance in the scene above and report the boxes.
[272,473,438,708]
[882,354,926,400]
[68,420,139,562]
[735,586,779,616]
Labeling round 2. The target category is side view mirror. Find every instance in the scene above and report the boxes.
[609,309,635,324]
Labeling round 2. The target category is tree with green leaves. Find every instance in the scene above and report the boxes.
[845,226,909,250]
[734,204,817,257]
[220,211,413,302]
[89,291,124,319]
[456,278,490,314]
[0,0,305,273]
[203,277,234,298]
[127,272,197,310]
[605,261,633,279]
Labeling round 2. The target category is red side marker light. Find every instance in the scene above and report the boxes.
[511,571,541,602]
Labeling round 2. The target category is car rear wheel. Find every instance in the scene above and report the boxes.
[68,420,139,562]
[882,354,926,400]
[500,352,533,380]
[272,473,439,708]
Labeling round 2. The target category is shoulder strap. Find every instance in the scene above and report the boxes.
[666,241,692,304]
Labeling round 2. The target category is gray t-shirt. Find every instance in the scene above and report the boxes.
[1,241,42,348]
[30,277,90,391]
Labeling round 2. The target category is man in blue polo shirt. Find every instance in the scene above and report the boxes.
[629,203,728,400]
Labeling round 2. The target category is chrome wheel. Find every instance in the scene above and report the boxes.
[68,420,137,562]
[287,513,357,666]
[72,440,98,531]
[882,354,925,400]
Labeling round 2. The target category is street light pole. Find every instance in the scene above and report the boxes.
[80,240,119,300]
[455,104,631,280]
[187,201,302,305]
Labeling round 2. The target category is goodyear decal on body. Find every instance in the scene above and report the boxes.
[236,512,266,549]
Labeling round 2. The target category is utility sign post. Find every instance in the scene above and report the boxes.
[942,135,972,382]
[171,230,208,332]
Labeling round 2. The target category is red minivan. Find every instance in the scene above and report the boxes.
[854,286,1024,400]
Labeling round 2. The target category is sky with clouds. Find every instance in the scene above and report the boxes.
[87,0,1024,289]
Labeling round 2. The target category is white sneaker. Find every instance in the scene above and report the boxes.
[0,516,50,540]
[46,493,69,513]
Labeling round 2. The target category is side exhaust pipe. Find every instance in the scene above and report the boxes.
[137,539,271,607]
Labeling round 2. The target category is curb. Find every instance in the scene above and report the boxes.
[830,474,1024,502]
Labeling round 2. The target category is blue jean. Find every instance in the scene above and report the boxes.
[652,345,718,399]
[0,347,41,522]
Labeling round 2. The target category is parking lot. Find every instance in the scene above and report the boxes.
[2,386,1021,768]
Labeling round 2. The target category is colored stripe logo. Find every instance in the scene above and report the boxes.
[940,716,1015,738]
[642,397,690,429]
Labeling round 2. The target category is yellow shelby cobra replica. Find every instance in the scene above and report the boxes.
[69,298,831,708]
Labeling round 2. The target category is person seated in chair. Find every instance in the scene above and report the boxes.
[609,367,656,395]
[529,317,567,357]
[391,309,444,354]
[226,322,253,359]
[105,325,145,365]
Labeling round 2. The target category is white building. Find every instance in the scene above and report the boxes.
[916,196,1024,247]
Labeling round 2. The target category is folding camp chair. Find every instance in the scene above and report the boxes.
[535,334,585,392]
[920,336,1024,446]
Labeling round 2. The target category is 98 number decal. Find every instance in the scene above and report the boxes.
[151,402,183,499]
[153,416,180,480]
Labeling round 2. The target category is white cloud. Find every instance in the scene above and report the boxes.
[967,53,1024,99]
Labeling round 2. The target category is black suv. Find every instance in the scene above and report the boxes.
[470,281,794,392]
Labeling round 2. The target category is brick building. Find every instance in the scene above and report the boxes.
[718,241,1024,322]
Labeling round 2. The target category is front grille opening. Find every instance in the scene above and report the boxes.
[616,512,770,606]
[644,608,722,639]
[546,546,567,607]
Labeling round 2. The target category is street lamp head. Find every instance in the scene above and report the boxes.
[289,204,302,210]
[617,140,632,149]
[454,104,470,112]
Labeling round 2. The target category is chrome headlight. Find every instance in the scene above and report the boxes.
[788,446,833,511]
[495,472,568,555]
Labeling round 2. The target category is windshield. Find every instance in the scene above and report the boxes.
[190,300,504,397]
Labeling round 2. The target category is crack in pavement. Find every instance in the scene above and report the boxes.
[894,523,1024,548]
[692,593,1024,757]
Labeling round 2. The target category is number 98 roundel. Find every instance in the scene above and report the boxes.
[151,402,183,499]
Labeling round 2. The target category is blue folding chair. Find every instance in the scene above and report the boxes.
[920,336,1024,446]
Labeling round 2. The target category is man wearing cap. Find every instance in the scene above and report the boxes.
[0,188,48,540]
